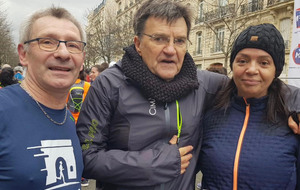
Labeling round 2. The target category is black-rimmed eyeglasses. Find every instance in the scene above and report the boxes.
[24,37,86,54]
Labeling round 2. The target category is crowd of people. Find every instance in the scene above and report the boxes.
[0,64,24,88]
[1,0,300,190]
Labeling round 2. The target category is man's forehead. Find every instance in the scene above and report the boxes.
[147,16,186,25]
[31,16,81,40]
[144,16,188,35]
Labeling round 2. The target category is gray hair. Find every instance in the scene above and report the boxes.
[19,6,86,44]
[133,0,192,39]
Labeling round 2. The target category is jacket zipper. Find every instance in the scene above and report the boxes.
[233,98,250,190]
[164,102,171,142]
[159,103,170,190]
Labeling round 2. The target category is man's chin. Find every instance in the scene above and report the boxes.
[157,74,176,82]
[50,81,74,91]
[156,70,178,81]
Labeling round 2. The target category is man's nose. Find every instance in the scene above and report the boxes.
[54,43,71,60]
[163,40,176,55]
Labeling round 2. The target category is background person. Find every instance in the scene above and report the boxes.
[1,64,11,69]
[67,67,91,124]
[13,65,24,81]
[199,23,300,189]
[206,66,227,75]
[76,0,228,189]
[0,67,18,87]
[89,62,109,83]
[66,67,91,187]
[84,67,91,82]
[0,6,86,189]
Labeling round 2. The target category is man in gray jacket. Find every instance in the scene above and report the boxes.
[77,1,226,189]
[76,0,300,189]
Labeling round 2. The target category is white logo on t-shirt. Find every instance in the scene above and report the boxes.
[27,139,79,189]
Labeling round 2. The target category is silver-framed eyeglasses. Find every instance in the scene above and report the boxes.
[140,33,190,47]
[24,37,86,54]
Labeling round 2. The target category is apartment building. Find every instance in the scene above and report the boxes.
[87,0,294,78]
[189,0,294,79]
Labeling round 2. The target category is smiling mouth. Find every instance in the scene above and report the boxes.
[49,67,71,72]
[242,79,260,85]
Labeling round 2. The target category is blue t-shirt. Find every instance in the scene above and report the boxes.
[0,84,83,190]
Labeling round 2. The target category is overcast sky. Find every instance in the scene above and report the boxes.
[2,0,103,45]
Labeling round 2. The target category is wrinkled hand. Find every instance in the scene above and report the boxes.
[288,113,300,134]
[169,135,193,174]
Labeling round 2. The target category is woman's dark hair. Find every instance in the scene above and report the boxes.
[214,78,289,123]
[0,67,18,87]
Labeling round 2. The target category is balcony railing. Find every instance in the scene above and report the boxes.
[240,0,264,15]
[204,4,235,22]
[211,46,223,53]
[267,0,292,6]
[195,16,205,24]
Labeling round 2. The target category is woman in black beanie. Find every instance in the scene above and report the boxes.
[198,23,300,189]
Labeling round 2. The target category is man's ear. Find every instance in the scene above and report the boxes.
[18,44,28,67]
[134,36,142,56]
[83,51,86,61]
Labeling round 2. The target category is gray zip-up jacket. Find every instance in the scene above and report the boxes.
[76,61,228,190]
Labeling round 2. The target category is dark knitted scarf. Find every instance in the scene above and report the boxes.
[121,45,199,103]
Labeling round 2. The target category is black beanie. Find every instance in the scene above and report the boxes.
[230,23,285,78]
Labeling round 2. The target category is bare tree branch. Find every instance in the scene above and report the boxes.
[0,1,19,67]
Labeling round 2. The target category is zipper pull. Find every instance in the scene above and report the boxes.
[164,102,168,110]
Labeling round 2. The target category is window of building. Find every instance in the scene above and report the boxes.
[280,18,291,49]
[118,2,122,11]
[196,32,202,55]
[197,64,202,70]
[219,0,228,6]
[215,27,224,52]
[198,0,204,21]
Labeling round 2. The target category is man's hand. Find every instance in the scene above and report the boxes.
[179,145,193,174]
[169,135,178,144]
[169,135,193,174]
[288,112,300,134]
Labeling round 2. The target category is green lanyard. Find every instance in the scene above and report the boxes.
[176,100,182,143]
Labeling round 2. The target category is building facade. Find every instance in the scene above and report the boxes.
[87,0,294,78]
[188,0,294,79]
